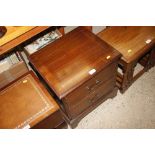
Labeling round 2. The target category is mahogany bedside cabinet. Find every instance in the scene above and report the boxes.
[29,27,121,128]
[0,71,66,129]
[98,26,155,93]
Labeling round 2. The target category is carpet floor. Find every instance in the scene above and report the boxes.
[76,66,155,128]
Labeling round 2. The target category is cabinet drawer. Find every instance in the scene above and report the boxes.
[32,110,66,129]
[65,78,115,119]
[65,62,117,104]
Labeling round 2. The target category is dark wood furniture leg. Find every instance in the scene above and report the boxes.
[117,60,136,93]
[117,49,155,93]
[149,47,155,68]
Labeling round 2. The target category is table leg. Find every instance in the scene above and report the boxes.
[121,62,136,93]
[149,47,155,68]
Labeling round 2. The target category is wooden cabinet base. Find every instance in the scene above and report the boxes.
[32,110,67,129]
[61,87,118,128]
[29,27,121,129]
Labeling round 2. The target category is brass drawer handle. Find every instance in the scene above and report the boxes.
[95,79,102,84]
[86,80,102,91]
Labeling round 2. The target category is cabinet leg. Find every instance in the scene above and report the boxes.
[68,121,80,129]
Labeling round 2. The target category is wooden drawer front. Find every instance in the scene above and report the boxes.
[65,78,115,119]
[65,62,117,104]
[32,110,65,129]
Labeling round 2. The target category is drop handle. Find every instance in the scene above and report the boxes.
[95,79,103,85]
[86,80,102,91]
[95,79,101,84]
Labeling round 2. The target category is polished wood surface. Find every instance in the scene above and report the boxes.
[0,26,50,55]
[63,62,117,119]
[98,26,155,63]
[0,26,36,46]
[98,26,155,93]
[30,27,121,127]
[32,110,67,129]
[0,26,7,38]
[30,27,120,99]
[64,67,116,119]
[0,61,28,89]
[0,71,64,129]
[82,26,92,31]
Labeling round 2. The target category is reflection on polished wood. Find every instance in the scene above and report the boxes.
[98,26,155,63]
[30,27,120,99]
[30,27,121,127]
[0,26,36,46]
[98,26,155,93]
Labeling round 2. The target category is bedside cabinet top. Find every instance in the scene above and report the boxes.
[0,71,59,129]
[30,27,121,99]
[98,26,155,63]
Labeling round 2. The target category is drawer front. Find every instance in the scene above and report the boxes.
[65,62,117,104]
[32,110,66,129]
[64,78,115,119]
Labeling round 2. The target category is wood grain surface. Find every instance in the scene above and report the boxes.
[98,26,155,63]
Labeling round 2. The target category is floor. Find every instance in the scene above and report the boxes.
[76,66,155,128]
[23,26,155,129]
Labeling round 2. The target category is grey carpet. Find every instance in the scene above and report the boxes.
[76,66,155,128]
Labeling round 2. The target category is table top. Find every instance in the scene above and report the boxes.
[98,26,155,63]
[0,71,59,129]
[30,27,121,99]
[0,26,36,46]
[0,26,50,56]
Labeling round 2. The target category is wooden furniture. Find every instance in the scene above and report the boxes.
[29,27,121,128]
[98,26,155,93]
[82,26,92,31]
[0,51,29,89]
[0,26,65,56]
[0,71,66,129]
[0,26,7,38]
[0,57,28,89]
